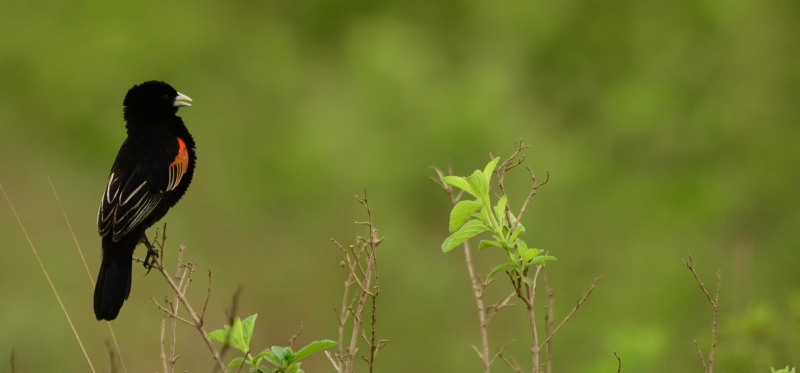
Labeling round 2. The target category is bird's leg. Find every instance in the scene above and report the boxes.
[141,234,160,273]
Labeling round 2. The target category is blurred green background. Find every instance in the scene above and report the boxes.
[2,0,799,371]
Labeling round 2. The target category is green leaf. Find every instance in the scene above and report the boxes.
[478,240,503,250]
[294,340,337,361]
[241,313,258,349]
[509,220,526,242]
[466,170,489,202]
[255,349,281,367]
[530,255,557,265]
[494,195,508,224]
[509,249,519,262]
[442,220,491,252]
[209,315,251,353]
[271,346,294,361]
[226,357,247,372]
[515,240,529,258]
[488,262,517,279]
[208,327,228,344]
[441,176,477,197]
[477,205,494,227]
[483,157,501,182]
[449,200,482,233]
[522,248,542,264]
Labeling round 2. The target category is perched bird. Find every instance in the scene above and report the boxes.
[94,81,196,320]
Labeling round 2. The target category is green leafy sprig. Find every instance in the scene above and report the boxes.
[209,314,336,373]
[441,157,555,282]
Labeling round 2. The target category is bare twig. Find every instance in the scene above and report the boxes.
[331,192,385,373]
[201,270,213,320]
[324,350,340,371]
[543,271,555,373]
[684,256,720,373]
[433,165,493,372]
[489,339,516,366]
[47,177,128,372]
[510,167,548,235]
[486,292,515,323]
[694,340,708,371]
[105,341,120,373]
[499,353,523,373]
[148,237,226,373]
[613,351,622,373]
[160,317,169,373]
[528,265,544,373]
[152,298,194,326]
[464,238,492,372]
[538,275,602,349]
[1,184,96,373]
[218,287,242,365]
[288,323,304,348]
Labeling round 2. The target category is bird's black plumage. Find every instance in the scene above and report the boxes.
[94,81,196,320]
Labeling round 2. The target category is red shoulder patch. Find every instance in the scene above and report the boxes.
[166,137,189,191]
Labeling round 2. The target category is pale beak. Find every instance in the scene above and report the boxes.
[173,92,193,107]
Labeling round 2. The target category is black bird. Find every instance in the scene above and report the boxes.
[94,81,196,320]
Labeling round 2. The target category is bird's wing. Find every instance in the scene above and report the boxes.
[98,137,189,241]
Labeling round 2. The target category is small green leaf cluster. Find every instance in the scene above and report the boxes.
[209,314,336,373]
[772,366,796,373]
[441,157,555,281]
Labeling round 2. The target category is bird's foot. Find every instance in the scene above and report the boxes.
[143,244,160,274]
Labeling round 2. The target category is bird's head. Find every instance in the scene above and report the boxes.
[123,81,192,123]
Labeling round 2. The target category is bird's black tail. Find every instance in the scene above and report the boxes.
[94,237,136,321]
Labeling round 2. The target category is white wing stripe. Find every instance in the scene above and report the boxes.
[105,173,119,204]
[121,180,147,205]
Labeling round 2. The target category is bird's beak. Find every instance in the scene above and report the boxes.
[173,92,193,107]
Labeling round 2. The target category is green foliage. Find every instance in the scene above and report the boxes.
[441,157,555,277]
[771,367,796,373]
[209,314,336,373]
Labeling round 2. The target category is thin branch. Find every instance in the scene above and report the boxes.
[288,323,304,348]
[538,275,602,349]
[332,192,385,373]
[151,243,227,372]
[434,165,493,372]
[464,237,492,371]
[489,339,516,366]
[47,176,94,285]
[1,184,96,373]
[511,168,549,236]
[152,298,194,326]
[613,351,622,373]
[694,340,708,371]
[324,350,340,371]
[47,177,127,373]
[160,317,169,373]
[499,353,523,373]
[201,270,213,320]
[486,292,515,323]
[543,271,555,373]
[684,256,716,306]
[528,265,544,373]
[494,140,530,194]
[218,287,242,365]
[683,256,720,373]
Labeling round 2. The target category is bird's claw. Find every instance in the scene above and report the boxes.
[143,245,160,274]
